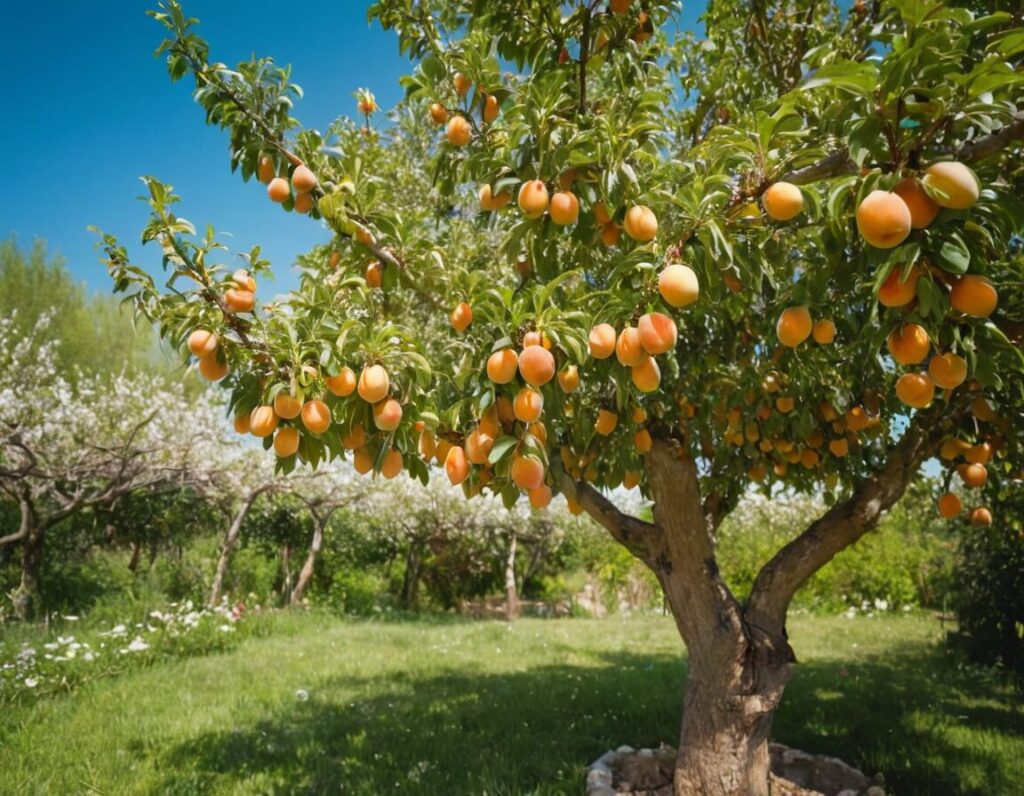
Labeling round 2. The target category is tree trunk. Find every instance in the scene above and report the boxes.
[400,541,423,610]
[280,543,292,602]
[14,531,44,621]
[128,540,143,572]
[504,533,520,621]
[290,523,323,605]
[208,490,265,607]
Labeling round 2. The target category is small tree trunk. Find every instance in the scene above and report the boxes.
[505,533,520,621]
[14,531,44,621]
[401,541,423,610]
[290,522,323,605]
[280,543,292,602]
[127,540,143,572]
[209,490,264,607]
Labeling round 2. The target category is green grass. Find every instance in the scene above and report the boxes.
[1,613,1020,795]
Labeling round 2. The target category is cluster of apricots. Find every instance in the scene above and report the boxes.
[260,156,318,215]
[189,269,260,381]
[429,71,501,149]
[936,426,997,525]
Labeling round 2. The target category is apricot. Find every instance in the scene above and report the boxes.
[301,399,332,434]
[188,329,218,358]
[465,428,495,465]
[638,312,678,355]
[600,224,622,247]
[940,438,970,460]
[445,445,470,485]
[292,165,317,193]
[325,367,357,397]
[886,323,930,365]
[631,357,661,393]
[249,406,278,438]
[273,393,301,420]
[566,496,584,515]
[610,0,631,12]
[761,182,803,221]
[365,263,383,289]
[450,301,473,332]
[513,388,544,423]
[856,190,912,249]
[776,306,813,347]
[257,154,275,184]
[198,354,228,381]
[634,429,653,453]
[518,345,555,386]
[623,471,641,489]
[446,116,472,147]
[776,396,795,414]
[230,413,250,435]
[224,288,255,313]
[800,449,820,468]
[549,191,580,225]
[528,484,552,509]
[594,202,612,225]
[267,177,290,203]
[846,406,869,432]
[969,507,992,526]
[353,365,387,404]
[381,449,403,479]
[895,372,935,408]
[373,398,403,431]
[623,205,658,242]
[588,323,617,359]
[558,365,580,394]
[961,463,987,488]
[595,409,619,436]
[518,180,550,219]
[233,269,257,292]
[486,349,518,384]
[658,264,699,308]
[971,396,999,422]
[343,423,367,451]
[616,327,647,367]
[950,275,997,318]
[274,427,300,458]
[351,445,373,475]
[482,95,499,124]
[496,395,516,426]
[479,183,511,212]
[965,442,991,465]
[429,103,449,125]
[812,319,835,345]
[511,454,545,490]
[528,421,547,445]
[829,438,849,458]
[355,227,376,247]
[453,72,471,97]
[878,266,920,308]
[928,352,967,390]
[893,177,940,229]
[937,493,962,518]
[418,429,436,459]
[923,161,979,209]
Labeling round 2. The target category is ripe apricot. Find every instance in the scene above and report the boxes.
[812,319,835,345]
[446,116,472,147]
[224,288,255,313]
[886,323,930,365]
[479,183,510,211]
[623,471,641,489]
[940,438,970,460]
[188,329,218,358]
[465,428,495,465]
[610,0,631,12]
[928,352,967,390]
[923,161,979,209]
[292,165,317,193]
[232,269,257,292]
[623,205,658,242]
[365,262,383,288]
[249,406,278,438]
[511,454,545,490]
[776,306,813,347]
[762,182,803,221]
[800,449,820,468]
[962,463,987,488]
[631,357,661,393]
[658,264,699,308]
[965,442,991,465]
[273,393,301,420]
[513,388,544,423]
[557,365,580,394]
[600,223,622,246]
[294,191,314,214]
[418,428,436,459]
[429,103,449,125]
[878,266,920,307]
[274,427,300,458]
[937,493,962,518]
[496,395,516,426]
[343,423,366,451]
[518,345,555,386]
[198,354,228,381]
[829,438,849,458]
[950,275,997,318]
[594,202,612,225]
[381,449,403,479]
[595,409,619,436]
[549,191,580,225]
[487,349,518,384]
[616,327,647,366]
[895,372,935,408]
[518,180,550,219]
[301,399,332,434]
[353,445,374,474]
[483,94,499,124]
[358,365,390,403]
[453,72,471,97]
[267,177,290,203]
[638,312,678,355]
[528,484,552,509]
[893,177,939,228]
[856,190,912,249]
[257,154,275,184]
[969,507,992,526]
[373,398,403,431]
[566,495,584,515]
[230,414,249,436]
[450,301,473,332]
[325,367,357,397]
[634,429,653,453]
[776,396,795,413]
[588,323,617,359]
[445,445,470,485]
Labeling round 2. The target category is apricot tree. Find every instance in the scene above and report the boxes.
[99,0,1024,792]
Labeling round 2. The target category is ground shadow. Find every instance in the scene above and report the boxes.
[146,632,1022,796]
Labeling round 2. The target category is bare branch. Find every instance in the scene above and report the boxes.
[956,111,1024,162]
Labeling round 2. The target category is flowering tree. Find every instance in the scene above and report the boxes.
[98,1,1024,791]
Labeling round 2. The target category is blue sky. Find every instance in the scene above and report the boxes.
[0,2,704,300]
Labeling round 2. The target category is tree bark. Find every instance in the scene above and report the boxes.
[128,540,143,573]
[505,533,520,621]
[280,543,292,602]
[401,541,423,610]
[208,488,268,607]
[13,531,44,621]
[290,523,323,605]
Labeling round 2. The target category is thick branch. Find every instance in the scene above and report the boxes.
[746,411,946,635]
[779,149,858,185]
[957,111,1024,162]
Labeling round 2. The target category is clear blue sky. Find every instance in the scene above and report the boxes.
[0,2,704,299]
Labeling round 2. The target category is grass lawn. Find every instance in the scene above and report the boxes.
[1,612,1020,795]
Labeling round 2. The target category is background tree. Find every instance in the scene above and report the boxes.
[99,1,1024,792]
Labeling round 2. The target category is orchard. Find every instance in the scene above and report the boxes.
[95,1,1024,793]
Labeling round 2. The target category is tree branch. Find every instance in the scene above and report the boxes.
[956,111,1024,162]
[779,149,857,185]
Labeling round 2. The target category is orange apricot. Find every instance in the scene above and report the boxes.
[631,358,661,393]
[886,323,930,365]
[357,365,390,403]
[969,507,992,526]
[487,349,519,384]
[923,161,979,209]
[257,154,275,184]
[776,306,813,347]
[267,177,290,203]
[761,182,803,221]
[325,367,357,397]
[856,190,912,249]
[343,423,366,451]
[465,428,495,465]
[616,327,647,367]
[965,442,991,465]
[893,177,940,229]
[301,399,332,434]
[293,191,314,214]
[961,463,987,488]
[381,449,403,479]
[829,438,849,458]
[634,429,653,453]
[950,275,998,318]
[274,393,302,420]
[623,205,658,242]
[528,484,552,509]
[291,165,317,193]
[638,312,678,355]
[776,396,795,414]
[846,406,869,432]
[928,353,967,390]
[513,388,544,423]
[595,409,619,436]
[418,428,436,459]
[453,72,471,97]
[233,413,251,435]
[518,180,550,219]
[446,116,472,147]
[479,183,511,211]
[511,454,545,490]
[878,266,921,308]
[658,264,699,308]
[518,345,555,386]
[224,288,255,313]
[600,224,622,246]
[549,191,580,225]
[445,445,470,485]
[483,94,500,123]
[187,329,218,358]
[557,365,580,394]
[812,319,835,344]
[274,427,300,458]
[198,354,228,381]
[450,301,473,332]
[937,493,962,518]
[895,372,935,408]
[373,398,403,431]
[429,103,449,125]
[365,262,383,288]
[352,445,374,475]
[588,323,617,359]
[249,406,278,438]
